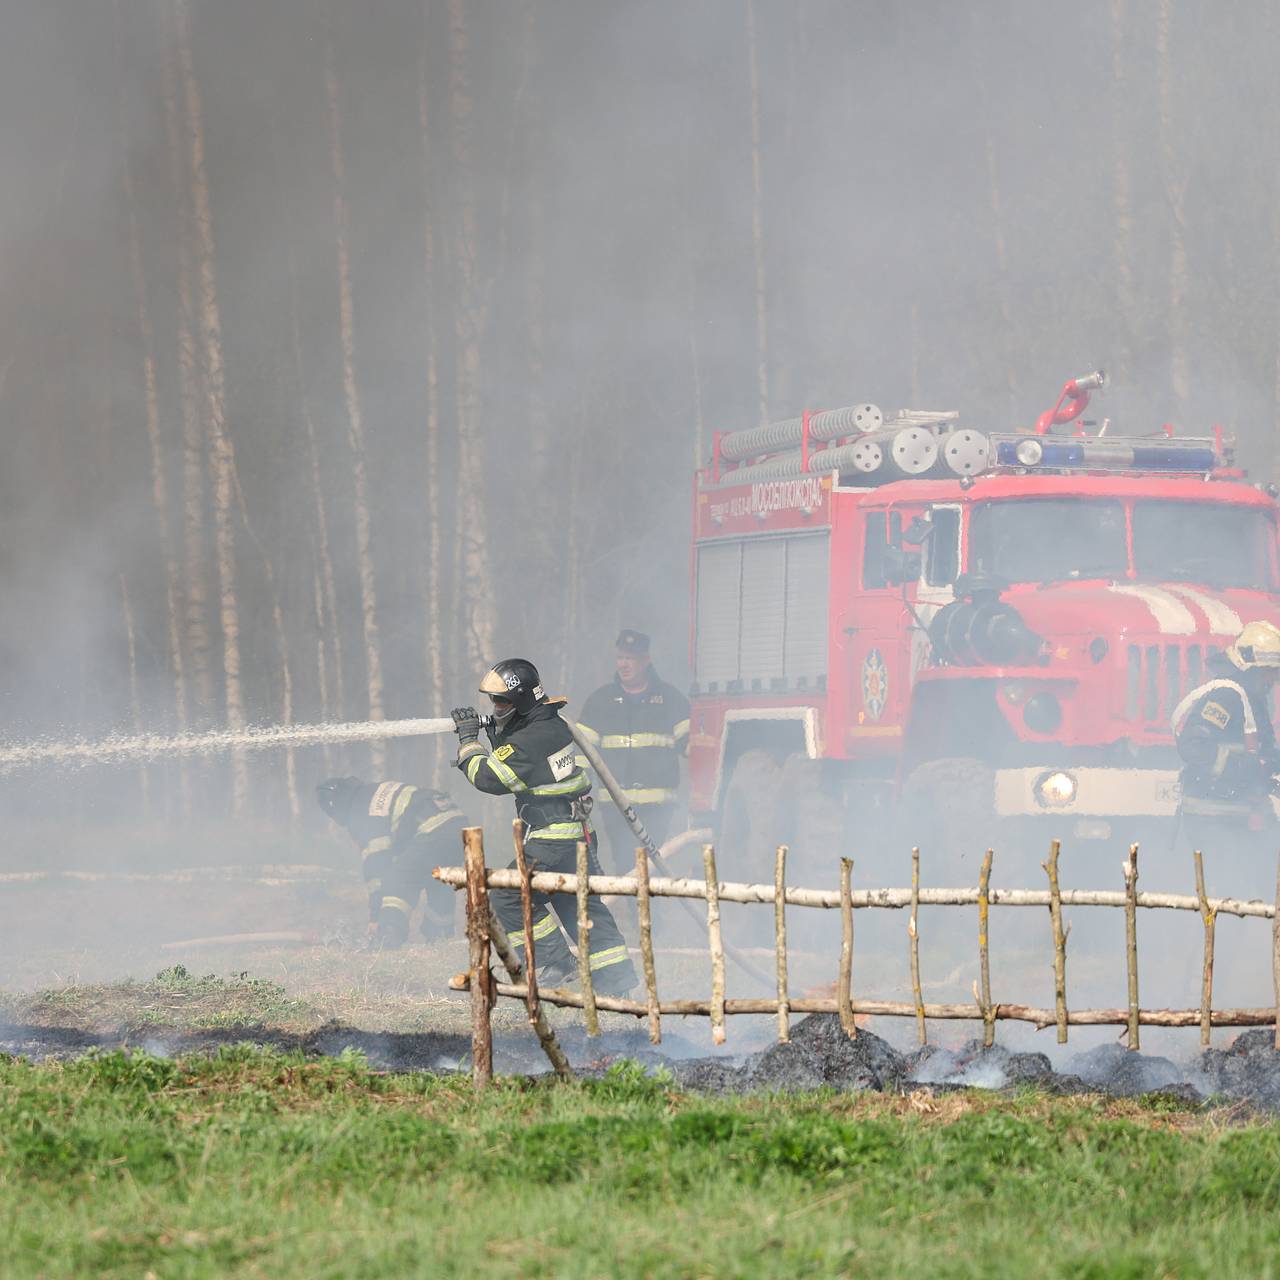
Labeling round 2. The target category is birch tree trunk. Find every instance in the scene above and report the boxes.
[1156,0,1190,416]
[119,0,190,814]
[118,572,152,815]
[745,0,770,426]
[984,131,1018,422]
[516,0,559,670]
[909,300,922,406]
[283,214,343,765]
[1110,0,1134,385]
[229,469,300,822]
[419,19,446,782]
[689,290,705,470]
[161,6,213,724]
[326,44,387,774]
[175,0,249,812]
[448,0,496,673]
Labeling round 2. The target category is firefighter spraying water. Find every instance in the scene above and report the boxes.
[451,658,639,995]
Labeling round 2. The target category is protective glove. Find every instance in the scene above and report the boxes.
[451,706,481,745]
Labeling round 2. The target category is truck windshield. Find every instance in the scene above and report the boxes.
[1133,501,1277,589]
[969,499,1127,583]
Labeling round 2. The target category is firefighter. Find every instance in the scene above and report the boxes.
[576,630,690,871]
[451,657,638,996]
[316,777,466,948]
[1171,620,1280,856]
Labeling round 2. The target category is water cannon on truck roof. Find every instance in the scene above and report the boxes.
[688,372,1280,878]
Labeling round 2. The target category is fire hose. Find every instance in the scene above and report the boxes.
[563,719,773,988]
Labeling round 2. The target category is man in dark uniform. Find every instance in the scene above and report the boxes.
[1172,620,1280,865]
[576,630,690,872]
[451,657,638,996]
[316,777,466,947]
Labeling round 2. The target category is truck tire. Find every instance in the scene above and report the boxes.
[717,748,783,882]
[775,753,847,881]
[898,756,997,882]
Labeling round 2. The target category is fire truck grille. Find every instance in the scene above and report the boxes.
[1125,642,1218,727]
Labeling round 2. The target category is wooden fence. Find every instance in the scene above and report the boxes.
[435,822,1280,1088]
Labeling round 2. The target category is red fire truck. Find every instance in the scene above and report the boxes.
[688,373,1280,875]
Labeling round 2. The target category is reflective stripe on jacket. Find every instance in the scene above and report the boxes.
[577,673,690,797]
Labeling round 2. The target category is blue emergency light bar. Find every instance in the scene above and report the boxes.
[989,434,1220,474]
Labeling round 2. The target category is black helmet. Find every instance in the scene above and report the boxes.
[478,658,545,717]
[315,776,362,823]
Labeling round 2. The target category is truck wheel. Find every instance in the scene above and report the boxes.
[775,753,847,881]
[717,748,782,882]
[898,757,997,882]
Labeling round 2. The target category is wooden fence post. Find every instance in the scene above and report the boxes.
[513,821,539,1026]
[1123,843,1140,1052]
[1043,838,1069,1044]
[1193,850,1216,1049]
[909,847,925,1045]
[1273,855,1280,1052]
[463,826,492,1088]
[635,846,661,1045]
[485,906,574,1080]
[576,839,599,1036]
[978,848,994,1048]
[838,857,855,1039]
[704,844,726,1045]
[775,845,790,1044]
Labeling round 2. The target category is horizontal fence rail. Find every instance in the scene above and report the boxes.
[434,867,1280,921]
[436,827,1280,1088]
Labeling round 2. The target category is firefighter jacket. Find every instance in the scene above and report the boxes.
[576,672,690,806]
[340,781,466,922]
[456,700,594,842]
[1172,660,1279,820]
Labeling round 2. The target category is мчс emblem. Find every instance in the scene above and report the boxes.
[862,649,888,721]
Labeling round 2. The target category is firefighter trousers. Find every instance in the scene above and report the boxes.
[377,839,456,946]
[490,830,637,995]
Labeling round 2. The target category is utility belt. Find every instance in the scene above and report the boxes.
[1180,771,1272,826]
[517,793,593,839]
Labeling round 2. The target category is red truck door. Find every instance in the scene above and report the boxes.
[840,505,916,758]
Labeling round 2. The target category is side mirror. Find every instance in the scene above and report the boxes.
[902,515,932,547]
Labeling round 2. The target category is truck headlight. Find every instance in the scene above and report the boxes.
[1034,770,1077,808]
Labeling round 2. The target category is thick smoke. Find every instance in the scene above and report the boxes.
[2,1,1279,1051]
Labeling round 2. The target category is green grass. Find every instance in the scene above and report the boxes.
[1,1049,1279,1278]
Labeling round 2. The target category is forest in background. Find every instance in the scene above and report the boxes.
[2,0,1278,826]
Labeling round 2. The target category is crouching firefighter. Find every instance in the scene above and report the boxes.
[452,658,638,997]
[316,777,466,947]
[1171,620,1280,857]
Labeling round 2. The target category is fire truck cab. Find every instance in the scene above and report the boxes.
[688,377,1280,876]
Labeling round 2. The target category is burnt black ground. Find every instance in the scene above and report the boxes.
[671,1016,1280,1111]
[6,1013,1280,1111]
